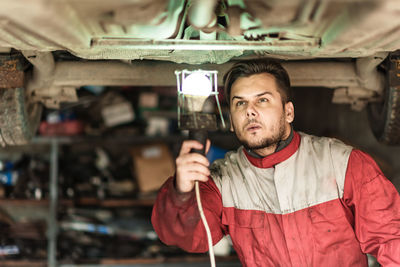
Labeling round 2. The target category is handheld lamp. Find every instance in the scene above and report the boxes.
[175,69,226,153]
[175,69,226,267]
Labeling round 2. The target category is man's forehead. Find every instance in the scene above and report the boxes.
[231,73,279,97]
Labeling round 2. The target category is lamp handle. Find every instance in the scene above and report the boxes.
[189,129,208,155]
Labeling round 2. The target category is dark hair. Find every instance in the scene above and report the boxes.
[223,59,292,106]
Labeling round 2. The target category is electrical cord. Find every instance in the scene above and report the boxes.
[195,180,216,267]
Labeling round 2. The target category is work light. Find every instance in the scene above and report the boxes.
[174,69,226,267]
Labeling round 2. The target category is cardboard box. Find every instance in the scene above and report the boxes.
[131,143,174,193]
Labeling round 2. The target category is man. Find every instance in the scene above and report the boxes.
[151,59,400,266]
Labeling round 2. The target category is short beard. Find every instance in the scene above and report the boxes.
[239,115,286,151]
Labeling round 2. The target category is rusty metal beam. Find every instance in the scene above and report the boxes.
[49,60,362,88]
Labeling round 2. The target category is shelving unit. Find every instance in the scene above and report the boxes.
[0,134,240,267]
[2,260,47,267]
[0,199,154,208]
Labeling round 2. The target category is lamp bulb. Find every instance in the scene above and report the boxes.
[182,72,212,97]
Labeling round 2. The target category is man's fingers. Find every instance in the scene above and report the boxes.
[179,140,204,156]
[205,139,211,155]
[175,139,212,193]
[180,163,210,177]
[176,152,209,167]
[175,172,209,193]
[182,172,209,183]
[179,139,213,157]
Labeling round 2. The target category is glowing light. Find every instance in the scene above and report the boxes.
[175,69,226,129]
[182,72,213,97]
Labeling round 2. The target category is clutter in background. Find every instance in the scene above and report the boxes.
[0,85,235,264]
[36,86,225,139]
[0,139,221,262]
[39,110,85,136]
[131,143,174,193]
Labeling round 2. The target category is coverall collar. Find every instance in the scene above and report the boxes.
[243,130,301,168]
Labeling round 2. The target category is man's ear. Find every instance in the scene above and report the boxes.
[229,114,234,132]
[285,101,295,123]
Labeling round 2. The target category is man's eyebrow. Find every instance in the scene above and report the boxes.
[256,91,273,97]
[231,91,273,101]
[231,95,244,101]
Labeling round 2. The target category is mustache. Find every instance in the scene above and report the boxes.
[244,119,262,128]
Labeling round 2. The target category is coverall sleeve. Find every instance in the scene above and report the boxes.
[343,149,400,267]
[151,176,227,253]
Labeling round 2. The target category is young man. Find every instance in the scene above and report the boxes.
[151,60,400,266]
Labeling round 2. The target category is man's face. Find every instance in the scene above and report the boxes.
[229,73,294,153]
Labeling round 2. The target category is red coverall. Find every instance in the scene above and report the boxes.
[152,131,400,266]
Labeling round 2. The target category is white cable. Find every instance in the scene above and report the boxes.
[195,180,216,267]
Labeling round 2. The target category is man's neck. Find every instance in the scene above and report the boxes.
[247,126,294,158]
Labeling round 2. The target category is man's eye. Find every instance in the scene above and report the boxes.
[259,98,268,103]
[236,101,245,107]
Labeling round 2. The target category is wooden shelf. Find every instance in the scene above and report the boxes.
[61,197,155,207]
[30,131,236,145]
[0,199,49,207]
[1,260,46,267]
[31,135,186,145]
[0,198,155,207]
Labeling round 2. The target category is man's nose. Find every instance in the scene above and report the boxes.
[246,103,257,118]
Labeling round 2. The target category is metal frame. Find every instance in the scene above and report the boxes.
[175,69,226,129]
[48,138,59,267]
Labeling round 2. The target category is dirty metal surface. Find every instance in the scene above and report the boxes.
[0,56,25,88]
[180,113,218,131]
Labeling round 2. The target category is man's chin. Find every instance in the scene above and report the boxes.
[242,140,269,150]
[240,135,281,151]
[244,143,270,150]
